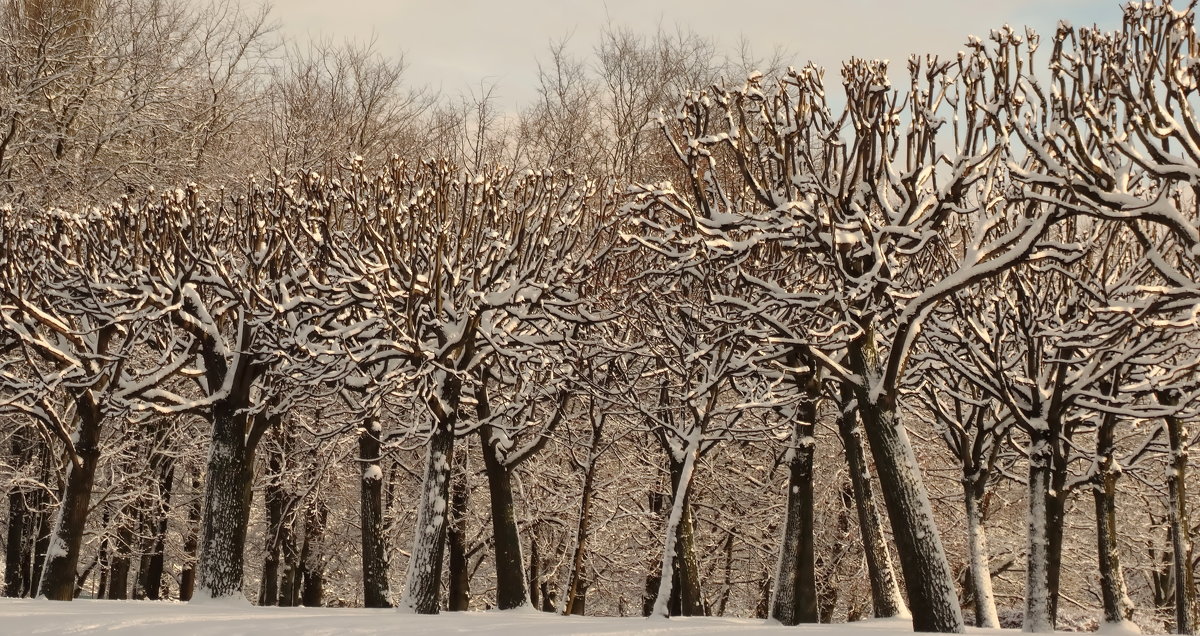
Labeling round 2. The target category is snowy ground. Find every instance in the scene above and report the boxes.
[0,598,1027,635]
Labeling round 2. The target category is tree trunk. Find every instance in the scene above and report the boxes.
[106,515,133,600]
[479,424,529,610]
[359,417,392,608]
[300,499,327,607]
[178,473,202,602]
[837,393,907,619]
[259,442,286,606]
[963,479,999,628]
[4,426,31,598]
[1094,410,1134,627]
[855,392,963,632]
[650,431,705,618]
[195,402,255,601]
[1163,392,1197,634]
[277,516,300,607]
[848,332,962,633]
[37,403,102,601]
[446,445,470,611]
[770,401,817,625]
[1024,422,1069,634]
[563,414,603,615]
[398,405,457,614]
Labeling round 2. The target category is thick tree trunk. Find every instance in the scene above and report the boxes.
[650,431,705,618]
[5,489,25,597]
[359,418,392,608]
[259,442,286,607]
[1023,427,1066,632]
[1163,393,1197,634]
[1094,411,1134,627]
[837,394,906,619]
[848,333,962,633]
[770,401,817,625]
[4,425,34,598]
[855,393,963,632]
[37,404,102,601]
[480,424,529,610]
[277,517,301,608]
[106,517,134,600]
[963,479,999,628]
[398,412,456,614]
[143,469,171,602]
[195,402,255,601]
[178,474,202,602]
[300,499,328,607]
[446,446,470,611]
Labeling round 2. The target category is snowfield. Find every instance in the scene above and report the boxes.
[0,599,1019,635]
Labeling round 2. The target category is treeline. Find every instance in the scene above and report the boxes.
[3,1,1200,634]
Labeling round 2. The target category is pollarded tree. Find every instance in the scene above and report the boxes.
[627,41,1078,628]
[334,160,613,614]
[0,200,182,600]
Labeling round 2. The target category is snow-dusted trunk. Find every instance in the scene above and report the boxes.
[107,517,134,599]
[4,424,37,597]
[3,481,24,597]
[359,419,391,608]
[399,404,457,614]
[847,329,961,632]
[299,498,328,606]
[1163,397,1197,634]
[480,425,529,610]
[1094,413,1134,627]
[447,448,470,611]
[770,404,817,625]
[37,402,102,601]
[178,474,202,601]
[963,479,999,628]
[1023,428,1065,632]
[650,430,704,618]
[563,418,603,616]
[855,394,963,632]
[195,402,255,601]
[141,457,173,601]
[837,394,906,619]
[259,442,287,606]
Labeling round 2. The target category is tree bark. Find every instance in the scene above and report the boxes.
[446,444,470,611]
[1094,410,1134,627]
[300,498,328,607]
[4,424,34,598]
[398,376,459,614]
[855,391,963,632]
[142,462,171,602]
[195,401,255,601]
[178,473,202,601]
[770,398,817,625]
[106,514,134,600]
[259,439,287,606]
[837,392,907,619]
[563,413,603,615]
[359,417,392,608]
[848,332,963,633]
[37,400,102,601]
[963,479,999,628]
[1163,391,1197,634]
[479,424,529,610]
[650,432,706,618]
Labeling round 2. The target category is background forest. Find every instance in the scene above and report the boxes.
[2,1,1200,634]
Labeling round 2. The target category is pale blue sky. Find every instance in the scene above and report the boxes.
[276,0,1123,110]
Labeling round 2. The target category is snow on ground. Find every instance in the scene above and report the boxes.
[0,598,1021,635]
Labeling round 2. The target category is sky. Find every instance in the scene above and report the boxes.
[276,0,1122,111]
